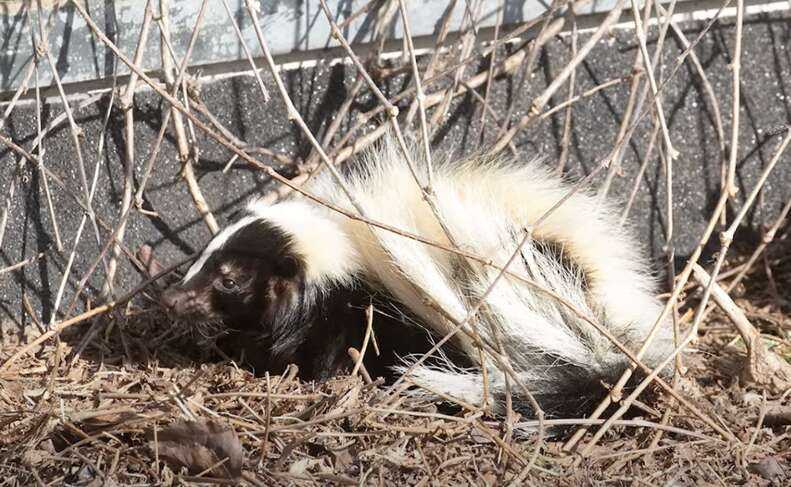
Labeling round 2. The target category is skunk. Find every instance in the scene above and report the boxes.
[160,138,674,417]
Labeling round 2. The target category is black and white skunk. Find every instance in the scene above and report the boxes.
[161,138,674,417]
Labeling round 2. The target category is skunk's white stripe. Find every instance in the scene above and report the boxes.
[245,199,360,286]
[183,199,360,287]
[182,216,258,284]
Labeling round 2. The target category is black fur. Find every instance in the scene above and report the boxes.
[161,218,442,381]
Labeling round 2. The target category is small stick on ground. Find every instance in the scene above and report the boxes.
[692,264,791,392]
[351,305,376,380]
[348,348,373,385]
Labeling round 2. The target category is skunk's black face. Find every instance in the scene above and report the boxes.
[160,219,304,336]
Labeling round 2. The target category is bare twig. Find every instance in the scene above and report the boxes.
[218,0,270,103]
[576,127,791,456]
[159,0,219,234]
[491,0,624,154]
[692,264,791,390]
[0,252,195,372]
[30,28,63,252]
[556,6,578,175]
[725,0,744,198]
[351,304,375,380]
[102,0,156,298]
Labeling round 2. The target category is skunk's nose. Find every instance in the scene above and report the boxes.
[161,287,187,313]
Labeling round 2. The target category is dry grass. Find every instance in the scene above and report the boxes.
[1,244,790,485]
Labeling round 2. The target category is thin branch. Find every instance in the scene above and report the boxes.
[725,0,744,198]
[0,252,196,372]
[159,0,219,234]
[577,127,791,456]
[491,0,624,154]
[218,0,270,103]
[102,0,155,298]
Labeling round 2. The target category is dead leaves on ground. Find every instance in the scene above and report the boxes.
[149,419,243,479]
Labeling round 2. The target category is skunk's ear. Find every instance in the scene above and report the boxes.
[269,274,298,301]
[262,273,300,329]
[258,253,304,333]
[264,272,309,362]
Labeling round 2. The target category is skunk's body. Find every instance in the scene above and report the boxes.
[161,139,674,417]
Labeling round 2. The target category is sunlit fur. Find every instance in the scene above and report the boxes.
[184,137,675,414]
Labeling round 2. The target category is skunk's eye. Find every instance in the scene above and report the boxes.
[218,278,238,292]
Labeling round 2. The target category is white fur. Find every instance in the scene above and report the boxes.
[183,200,360,287]
[220,137,674,411]
[183,215,260,283]
[245,199,360,286]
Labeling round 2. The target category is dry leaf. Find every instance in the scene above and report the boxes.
[288,457,323,475]
[149,419,242,479]
[21,449,47,467]
[332,447,355,471]
[748,456,786,485]
[330,385,360,413]
[765,406,791,427]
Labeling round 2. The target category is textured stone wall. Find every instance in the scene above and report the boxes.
[1,10,790,335]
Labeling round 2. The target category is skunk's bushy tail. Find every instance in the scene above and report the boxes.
[300,138,674,416]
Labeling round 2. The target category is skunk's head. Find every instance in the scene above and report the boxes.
[160,200,358,341]
[160,216,304,335]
